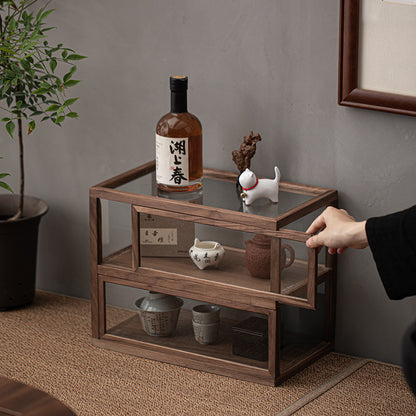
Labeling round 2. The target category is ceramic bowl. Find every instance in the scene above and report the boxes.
[189,238,225,270]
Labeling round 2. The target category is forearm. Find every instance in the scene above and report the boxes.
[347,220,368,249]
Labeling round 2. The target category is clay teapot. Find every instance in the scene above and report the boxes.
[244,234,295,279]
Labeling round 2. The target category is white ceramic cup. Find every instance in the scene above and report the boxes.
[192,304,220,324]
[192,320,219,345]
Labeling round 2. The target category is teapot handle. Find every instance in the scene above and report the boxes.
[281,244,295,268]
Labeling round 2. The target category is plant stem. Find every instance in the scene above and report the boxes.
[17,114,24,214]
[9,114,23,221]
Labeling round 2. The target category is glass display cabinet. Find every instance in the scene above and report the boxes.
[89,160,338,386]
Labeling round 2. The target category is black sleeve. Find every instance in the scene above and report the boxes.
[402,320,416,396]
[365,205,416,300]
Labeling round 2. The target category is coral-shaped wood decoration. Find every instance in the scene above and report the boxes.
[232,131,262,173]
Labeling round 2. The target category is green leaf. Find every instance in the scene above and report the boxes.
[64,79,80,88]
[0,173,10,180]
[1,117,11,122]
[0,46,14,54]
[8,17,16,31]
[66,112,79,118]
[49,59,57,73]
[63,97,78,106]
[61,50,68,59]
[36,7,45,22]
[21,59,31,71]
[57,105,65,116]
[66,54,87,61]
[55,115,65,123]
[0,181,13,193]
[5,120,15,138]
[39,9,54,22]
[28,120,36,132]
[46,104,60,112]
[63,70,73,83]
[21,41,38,53]
[33,87,49,95]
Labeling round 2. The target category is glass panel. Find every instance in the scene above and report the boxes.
[279,238,309,300]
[283,206,325,234]
[105,283,269,369]
[116,170,315,219]
[280,281,328,374]
[282,206,331,275]
[117,170,155,196]
[101,205,326,302]
[101,199,131,261]
[138,221,273,293]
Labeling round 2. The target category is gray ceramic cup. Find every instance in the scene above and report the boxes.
[192,304,220,324]
[192,320,219,345]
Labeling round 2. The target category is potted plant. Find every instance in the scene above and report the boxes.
[0,0,86,309]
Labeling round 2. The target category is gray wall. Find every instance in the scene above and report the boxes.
[2,0,416,365]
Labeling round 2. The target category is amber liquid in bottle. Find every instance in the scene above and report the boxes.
[155,76,203,192]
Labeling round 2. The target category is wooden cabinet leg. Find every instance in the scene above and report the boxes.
[131,206,140,270]
[270,238,281,293]
[90,196,102,339]
[268,305,280,381]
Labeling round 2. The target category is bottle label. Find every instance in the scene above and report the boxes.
[156,134,189,186]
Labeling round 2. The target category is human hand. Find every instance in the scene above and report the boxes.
[305,207,368,255]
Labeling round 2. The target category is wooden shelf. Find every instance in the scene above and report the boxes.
[103,308,329,377]
[102,245,332,297]
[106,309,268,369]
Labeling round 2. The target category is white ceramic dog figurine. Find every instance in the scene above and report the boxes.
[239,166,280,206]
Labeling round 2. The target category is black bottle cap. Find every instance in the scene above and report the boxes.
[170,75,188,92]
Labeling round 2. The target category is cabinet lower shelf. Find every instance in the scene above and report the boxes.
[99,308,330,385]
[102,246,331,298]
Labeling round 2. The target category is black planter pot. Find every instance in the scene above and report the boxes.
[0,195,48,309]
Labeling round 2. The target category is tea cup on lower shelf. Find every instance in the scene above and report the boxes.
[192,320,220,345]
[192,304,220,324]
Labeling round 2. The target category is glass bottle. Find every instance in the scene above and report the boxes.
[155,76,203,192]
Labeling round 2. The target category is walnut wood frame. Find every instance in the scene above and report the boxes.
[339,0,416,117]
[89,161,338,385]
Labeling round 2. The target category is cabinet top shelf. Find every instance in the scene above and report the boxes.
[90,160,337,231]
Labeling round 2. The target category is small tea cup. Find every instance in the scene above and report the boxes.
[192,320,220,345]
[192,304,220,324]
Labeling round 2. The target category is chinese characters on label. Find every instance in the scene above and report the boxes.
[169,139,188,184]
[156,134,189,186]
[140,228,178,245]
